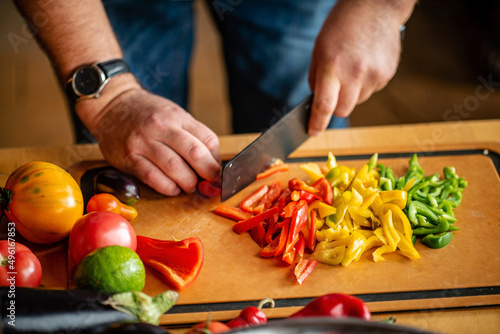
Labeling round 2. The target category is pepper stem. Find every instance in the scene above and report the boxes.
[101,290,179,325]
[257,298,275,310]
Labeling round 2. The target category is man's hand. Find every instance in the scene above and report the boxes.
[79,87,221,197]
[308,0,416,135]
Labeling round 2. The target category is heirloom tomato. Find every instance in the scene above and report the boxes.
[0,240,42,287]
[1,161,84,244]
[69,211,137,266]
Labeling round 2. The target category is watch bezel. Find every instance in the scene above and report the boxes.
[70,63,109,100]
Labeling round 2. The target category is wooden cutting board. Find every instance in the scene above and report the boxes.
[68,149,500,325]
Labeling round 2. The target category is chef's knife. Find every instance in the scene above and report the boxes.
[221,94,312,202]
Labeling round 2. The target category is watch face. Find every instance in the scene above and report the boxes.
[74,67,102,96]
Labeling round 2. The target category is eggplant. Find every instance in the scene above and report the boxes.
[0,287,134,334]
[94,168,141,206]
[0,288,178,334]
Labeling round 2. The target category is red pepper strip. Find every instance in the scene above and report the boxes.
[276,188,292,211]
[250,221,267,248]
[299,190,322,204]
[288,178,318,194]
[273,220,289,256]
[252,182,283,214]
[289,293,371,321]
[294,258,318,285]
[240,185,269,213]
[256,163,290,180]
[307,209,318,252]
[233,206,280,234]
[295,232,306,258]
[264,212,280,244]
[283,200,308,264]
[282,201,298,218]
[136,236,204,290]
[214,205,253,222]
[197,180,221,197]
[259,233,281,258]
[312,178,333,205]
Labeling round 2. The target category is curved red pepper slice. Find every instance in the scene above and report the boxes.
[312,177,333,205]
[240,185,269,213]
[289,178,319,194]
[256,163,289,180]
[233,206,280,234]
[283,200,308,264]
[214,204,253,222]
[307,209,318,252]
[294,258,318,285]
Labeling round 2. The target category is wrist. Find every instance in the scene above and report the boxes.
[74,73,141,131]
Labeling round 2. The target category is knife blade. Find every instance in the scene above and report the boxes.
[221,94,312,202]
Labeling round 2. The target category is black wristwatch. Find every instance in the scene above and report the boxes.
[66,59,130,104]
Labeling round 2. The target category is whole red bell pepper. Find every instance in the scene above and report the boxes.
[289,293,371,321]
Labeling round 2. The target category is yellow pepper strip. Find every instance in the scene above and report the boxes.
[315,226,349,242]
[318,202,337,218]
[341,231,367,266]
[326,152,337,170]
[378,203,413,244]
[300,162,324,183]
[372,210,401,262]
[313,245,346,266]
[364,235,385,252]
[403,177,417,192]
[379,190,408,210]
[396,230,421,259]
[373,227,387,245]
[348,207,373,228]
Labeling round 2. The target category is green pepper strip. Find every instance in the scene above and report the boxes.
[421,231,453,249]
[413,216,449,235]
[407,200,439,226]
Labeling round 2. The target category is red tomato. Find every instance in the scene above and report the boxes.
[68,211,137,266]
[186,321,230,333]
[0,240,42,287]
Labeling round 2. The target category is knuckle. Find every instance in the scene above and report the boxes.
[165,155,184,171]
[203,133,219,151]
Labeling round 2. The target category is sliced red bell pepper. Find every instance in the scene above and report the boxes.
[307,209,318,251]
[294,258,318,285]
[295,232,306,258]
[197,180,221,197]
[240,185,269,213]
[136,235,204,290]
[233,206,280,234]
[282,201,298,218]
[259,233,281,258]
[312,177,333,205]
[288,178,318,194]
[252,181,283,214]
[256,163,289,180]
[214,204,253,222]
[250,221,267,248]
[276,188,292,211]
[299,190,323,204]
[264,212,280,244]
[283,200,308,264]
[273,220,289,256]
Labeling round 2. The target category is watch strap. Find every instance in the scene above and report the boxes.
[66,59,130,104]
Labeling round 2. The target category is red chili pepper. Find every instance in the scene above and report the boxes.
[232,206,280,234]
[312,178,333,205]
[214,205,253,222]
[240,185,269,213]
[86,193,138,221]
[197,180,221,198]
[289,293,371,321]
[226,299,275,329]
[256,163,289,180]
[294,258,318,285]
